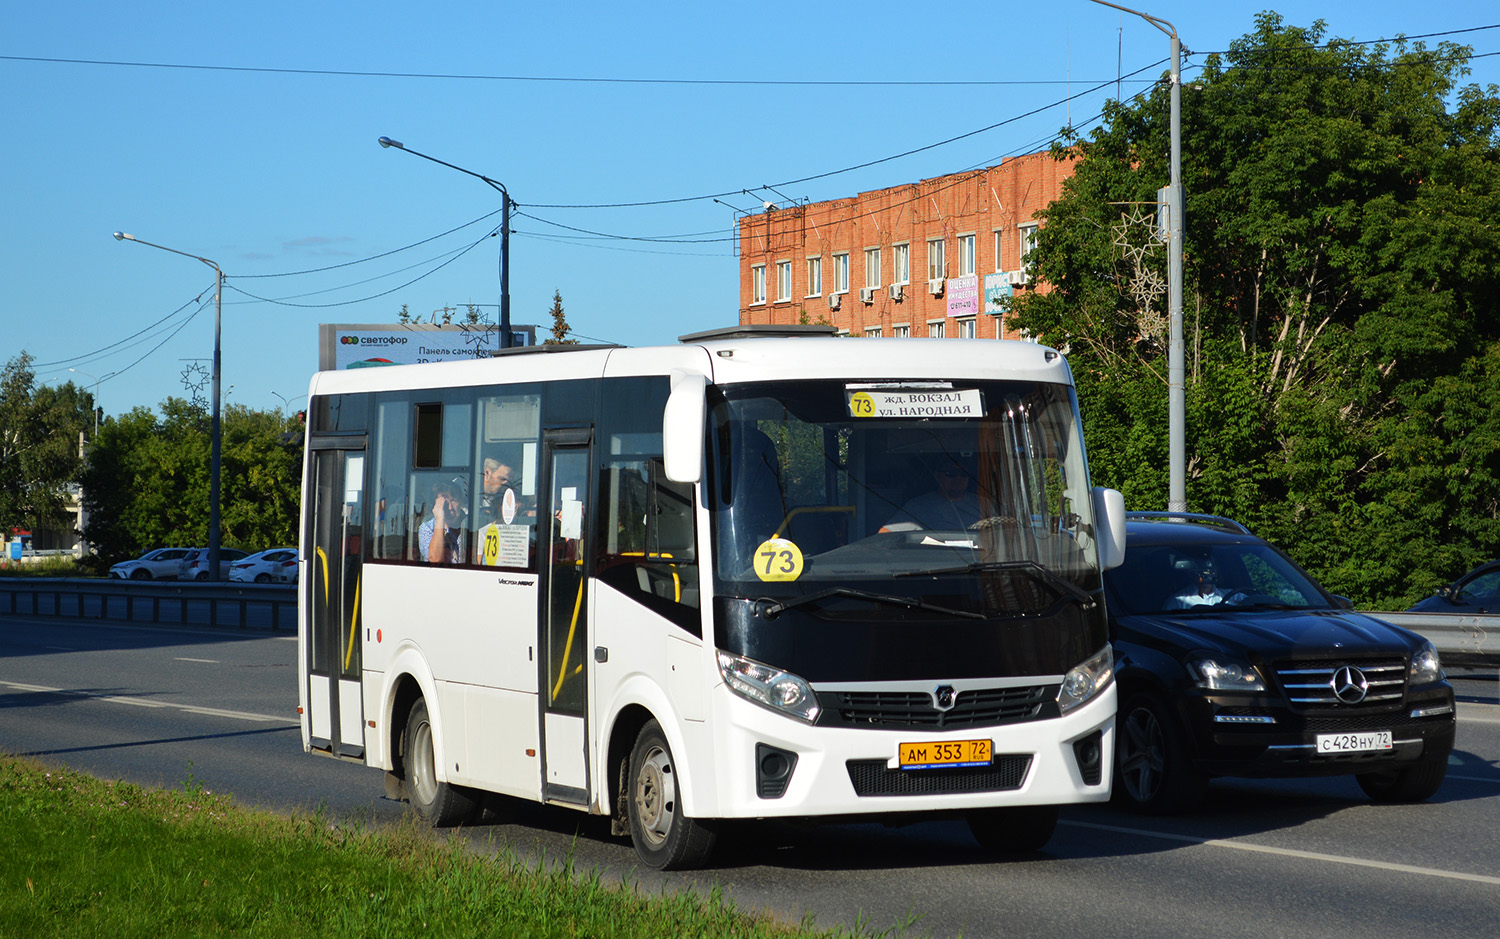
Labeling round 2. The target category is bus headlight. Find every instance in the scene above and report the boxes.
[1057,644,1114,714]
[717,651,821,724]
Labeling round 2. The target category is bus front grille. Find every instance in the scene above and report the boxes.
[818,685,1056,730]
[845,756,1032,796]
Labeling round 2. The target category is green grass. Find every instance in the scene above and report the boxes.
[0,556,85,577]
[0,755,921,939]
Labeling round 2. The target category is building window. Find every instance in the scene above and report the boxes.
[776,260,792,302]
[833,253,849,294]
[892,324,910,338]
[958,234,976,277]
[806,256,822,297]
[1018,224,1039,266]
[751,264,766,305]
[864,247,881,289]
[956,316,976,339]
[927,239,945,282]
[893,243,910,285]
[928,319,945,339]
[865,326,882,338]
[993,229,1004,273]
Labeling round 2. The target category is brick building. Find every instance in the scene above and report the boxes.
[736,150,1073,339]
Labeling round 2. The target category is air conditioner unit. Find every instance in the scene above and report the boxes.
[827,292,841,311]
[889,284,905,301]
[1009,269,1032,286]
[859,287,876,304]
[928,279,945,296]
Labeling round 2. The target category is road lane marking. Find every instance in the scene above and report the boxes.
[173,657,220,664]
[0,679,296,725]
[1064,819,1500,885]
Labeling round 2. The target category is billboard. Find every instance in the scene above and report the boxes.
[317,323,536,371]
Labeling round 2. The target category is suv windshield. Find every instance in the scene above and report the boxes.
[1106,537,1331,615]
[708,378,1104,616]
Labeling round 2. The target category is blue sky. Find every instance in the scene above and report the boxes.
[5,1,1497,418]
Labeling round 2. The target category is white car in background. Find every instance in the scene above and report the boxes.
[108,547,194,580]
[229,548,299,584]
[181,547,251,581]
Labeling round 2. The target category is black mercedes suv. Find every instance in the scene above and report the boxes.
[1105,513,1456,813]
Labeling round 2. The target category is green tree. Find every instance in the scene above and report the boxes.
[546,290,578,345]
[0,353,94,540]
[80,400,302,563]
[1011,13,1500,606]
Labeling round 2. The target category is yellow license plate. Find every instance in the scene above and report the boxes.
[898,738,992,769]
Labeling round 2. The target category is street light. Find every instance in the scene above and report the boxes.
[378,136,514,349]
[1085,0,1186,511]
[67,367,110,435]
[112,231,224,579]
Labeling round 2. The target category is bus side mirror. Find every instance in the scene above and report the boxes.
[663,372,707,484]
[1091,487,1126,571]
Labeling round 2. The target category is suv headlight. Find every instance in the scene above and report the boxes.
[1410,641,1444,685]
[1057,644,1114,714]
[717,651,820,723]
[1185,654,1266,692]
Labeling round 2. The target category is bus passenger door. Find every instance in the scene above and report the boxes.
[539,429,592,804]
[305,444,366,760]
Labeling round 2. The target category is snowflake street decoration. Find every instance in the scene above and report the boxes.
[180,361,210,412]
[1111,205,1168,346]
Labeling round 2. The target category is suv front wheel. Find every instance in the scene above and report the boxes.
[1115,691,1207,814]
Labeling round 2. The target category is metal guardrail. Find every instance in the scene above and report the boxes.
[1369,611,1498,667]
[0,577,295,632]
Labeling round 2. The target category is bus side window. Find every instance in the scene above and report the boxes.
[598,459,698,611]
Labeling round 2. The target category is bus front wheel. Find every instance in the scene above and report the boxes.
[626,720,717,870]
[400,698,477,827]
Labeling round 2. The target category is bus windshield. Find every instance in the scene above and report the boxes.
[709,378,1103,615]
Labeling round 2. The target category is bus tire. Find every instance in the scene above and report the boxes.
[967,805,1058,854]
[626,719,717,870]
[400,698,477,827]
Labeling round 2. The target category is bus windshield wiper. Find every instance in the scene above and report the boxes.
[894,560,1097,610]
[760,586,986,621]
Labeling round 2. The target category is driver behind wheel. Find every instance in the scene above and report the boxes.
[881,456,984,532]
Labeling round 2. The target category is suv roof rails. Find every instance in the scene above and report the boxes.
[679,324,840,343]
[1126,511,1253,535]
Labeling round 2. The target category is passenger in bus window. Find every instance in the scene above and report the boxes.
[881,457,984,532]
[418,479,465,563]
[480,458,515,521]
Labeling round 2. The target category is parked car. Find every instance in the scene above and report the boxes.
[229,548,298,584]
[1408,559,1500,614]
[180,547,251,581]
[1105,512,1455,814]
[109,547,195,580]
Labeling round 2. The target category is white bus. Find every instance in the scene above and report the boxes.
[298,325,1125,869]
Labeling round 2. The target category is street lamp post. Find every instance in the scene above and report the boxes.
[378,136,514,349]
[1085,0,1186,511]
[67,367,109,435]
[112,231,224,579]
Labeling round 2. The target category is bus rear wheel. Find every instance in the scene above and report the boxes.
[626,720,717,870]
[400,698,477,827]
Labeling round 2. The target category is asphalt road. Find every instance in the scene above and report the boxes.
[3,614,1498,938]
